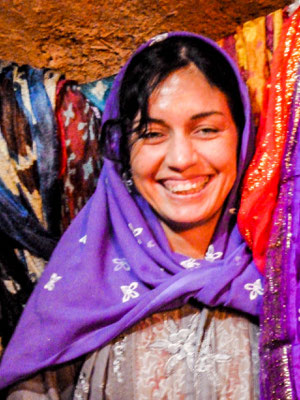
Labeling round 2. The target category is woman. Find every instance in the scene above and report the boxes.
[0,32,263,399]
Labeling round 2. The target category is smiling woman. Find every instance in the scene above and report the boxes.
[0,33,263,399]
[130,65,238,257]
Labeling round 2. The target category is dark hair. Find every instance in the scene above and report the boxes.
[101,35,245,173]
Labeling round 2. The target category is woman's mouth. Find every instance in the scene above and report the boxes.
[162,177,210,195]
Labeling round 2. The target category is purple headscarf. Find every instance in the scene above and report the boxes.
[0,32,263,389]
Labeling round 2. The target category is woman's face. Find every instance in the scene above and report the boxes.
[130,64,238,231]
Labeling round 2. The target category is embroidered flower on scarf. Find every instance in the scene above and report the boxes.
[113,258,131,271]
[204,245,223,262]
[180,258,201,269]
[244,278,263,300]
[79,235,87,244]
[121,282,139,303]
[147,240,155,248]
[128,223,143,244]
[128,223,143,237]
[44,273,62,291]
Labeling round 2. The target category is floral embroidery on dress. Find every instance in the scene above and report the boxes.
[244,278,263,300]
[44,273,62,291]
[113,258,131,271]
[205,244,223,262]
[79,234,87,244]
[180,258,201,269]
[121,282,139,302]
[74,371,90,399]
[195,326,231,387]
[112,335,127,383]
[150,313,200,374]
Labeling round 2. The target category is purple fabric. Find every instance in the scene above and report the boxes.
[260,64,300,399]
[0,32,263,389]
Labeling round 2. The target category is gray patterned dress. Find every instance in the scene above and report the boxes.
[7,303,260,400]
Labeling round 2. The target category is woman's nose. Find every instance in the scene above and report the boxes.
[164,133,198,171]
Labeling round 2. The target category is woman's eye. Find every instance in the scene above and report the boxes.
[194,128,219,138]
[139,131,166,142]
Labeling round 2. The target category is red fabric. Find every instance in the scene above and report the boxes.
[238,10,300,273]
[55,81,102,229]
[56,79,72,177]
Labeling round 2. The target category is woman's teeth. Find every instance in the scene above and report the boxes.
[165,178,209,194]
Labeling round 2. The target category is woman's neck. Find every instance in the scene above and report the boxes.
[160,212,220,259]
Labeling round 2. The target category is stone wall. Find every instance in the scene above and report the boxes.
[0,0,291,82]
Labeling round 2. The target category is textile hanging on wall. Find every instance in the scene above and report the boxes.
[0,63,63,349]
[240,9,300,399]
[238,9,299,271]
[218,8,285,131]
[55,80,105,230]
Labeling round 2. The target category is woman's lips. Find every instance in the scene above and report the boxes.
[161,176,211,195]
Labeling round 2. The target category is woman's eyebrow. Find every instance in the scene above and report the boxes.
[146,117,168,126]
[191,111,224,120]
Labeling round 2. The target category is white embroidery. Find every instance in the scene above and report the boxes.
[244,278,263,300]
[44,273,62,291]
[63,103,75,127]
[121,282,139,303]
[151,313,200,373]
[113,336,127,383]
[79,235,87,244]
[90,80,107,101]
[180,258,201,269]
[113,258,131,271]
[195,325,231,387]
[147,240,155,248]
[150,33,168,45]
[128,223,143,237]
[205,245,223,262]
[82,157,93,180]
[78,122,87,131]
[74,371,90,399]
